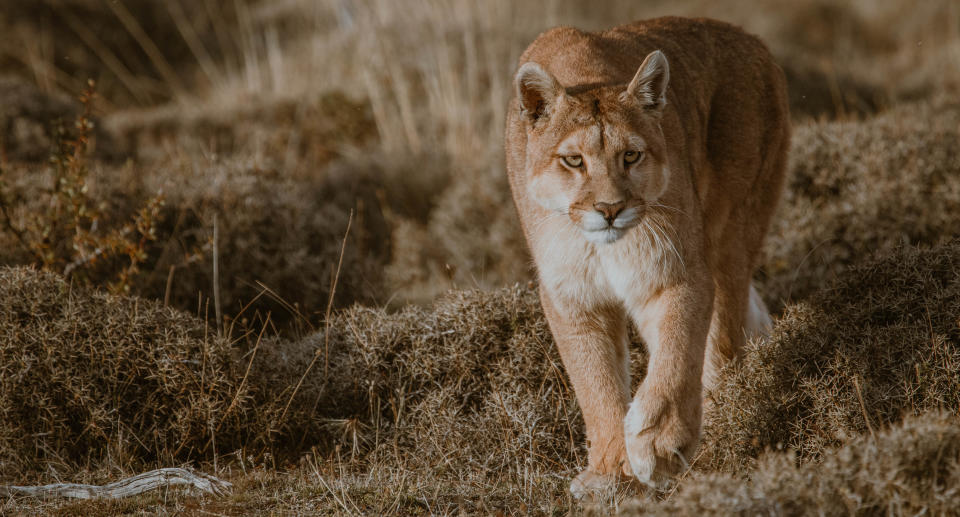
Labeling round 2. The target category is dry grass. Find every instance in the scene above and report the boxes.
[759,96,960,309]
[0,268,583,513]
[0,76,86,162]
[702,239,960,472]
[135,149,391,322]
[5,238,960,514]
[249,286,585,513]
[0,0,273,107]
[0,267,239,481]
[631,413,960,516]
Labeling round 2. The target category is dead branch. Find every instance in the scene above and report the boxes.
[0,468,231,499]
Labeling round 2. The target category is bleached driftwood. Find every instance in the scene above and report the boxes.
[0,468,231,499]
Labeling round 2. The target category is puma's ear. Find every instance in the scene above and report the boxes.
[515,62,563,121]
[625,50,669,111]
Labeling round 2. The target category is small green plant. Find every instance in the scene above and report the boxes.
[0,80,164,293]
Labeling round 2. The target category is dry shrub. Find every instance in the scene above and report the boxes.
[779,62,883,120]
[702,239,960,471]
[0,264,374,482]
[252,286,584,475]
[0,263,580,505]
[774,1,896,57]
[1,137,394,331]
[0,83,165,297]
[0,267,244,480]
[385,167,530,305]
[630,413,960,516]
[0,76,80,162]
[762,0,890,119]
[137,154,390,325]
[4,231,960,514]
[0,156,176,299]
[760,97,960,308]
[0,91,387,328]
[0,76,117,162]
[105,91,376,167]
[422,170,529,292]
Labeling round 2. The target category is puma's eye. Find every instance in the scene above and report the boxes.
[561,155,583,168]
[624,150,643,165]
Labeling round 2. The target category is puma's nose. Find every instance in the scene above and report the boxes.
[593,201,626,223]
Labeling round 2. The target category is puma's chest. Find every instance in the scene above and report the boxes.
[531,219,681,309]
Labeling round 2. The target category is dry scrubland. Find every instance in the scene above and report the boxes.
[1,0,960,514]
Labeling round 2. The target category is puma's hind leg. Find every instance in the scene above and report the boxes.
[702,268,769,391]
[701,189,778,391]
[703,279,772,395]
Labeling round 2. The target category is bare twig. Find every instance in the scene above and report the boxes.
[164,265,176,307]
[213,214,222,336]
[56,6,149,105]
[104,0,186,96]
[248,279,314,332]
[0,468,231,499]
[166,0,222,89]
[216,312,272,435]
[0,178,31,253]
[278,211,353,426]
[853,376,876,438]
[224,286,270,341]
[324,211,353,375]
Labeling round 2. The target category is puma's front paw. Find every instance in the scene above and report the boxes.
[569,469,618,500]
[569,467,644,500]
[623,391,700,486]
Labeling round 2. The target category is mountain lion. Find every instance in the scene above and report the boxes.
[505,17,789,496]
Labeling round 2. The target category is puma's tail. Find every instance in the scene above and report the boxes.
[745,282,773,340]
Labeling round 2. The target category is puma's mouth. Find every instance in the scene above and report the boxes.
[578,206,642,244]
[583,227,627,244]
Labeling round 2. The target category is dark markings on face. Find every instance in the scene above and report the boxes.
[592,98,605,150]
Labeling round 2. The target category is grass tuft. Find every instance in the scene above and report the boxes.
[631,412,960,516]
[704,239,960,471]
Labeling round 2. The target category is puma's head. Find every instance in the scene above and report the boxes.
[514,50,670,245]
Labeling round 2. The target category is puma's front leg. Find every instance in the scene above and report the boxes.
[624,273,713,485]
[539,289,632,498]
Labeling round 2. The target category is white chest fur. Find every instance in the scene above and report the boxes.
[530,211,683,312]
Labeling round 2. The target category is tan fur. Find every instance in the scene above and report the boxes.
[505,17,790,496]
